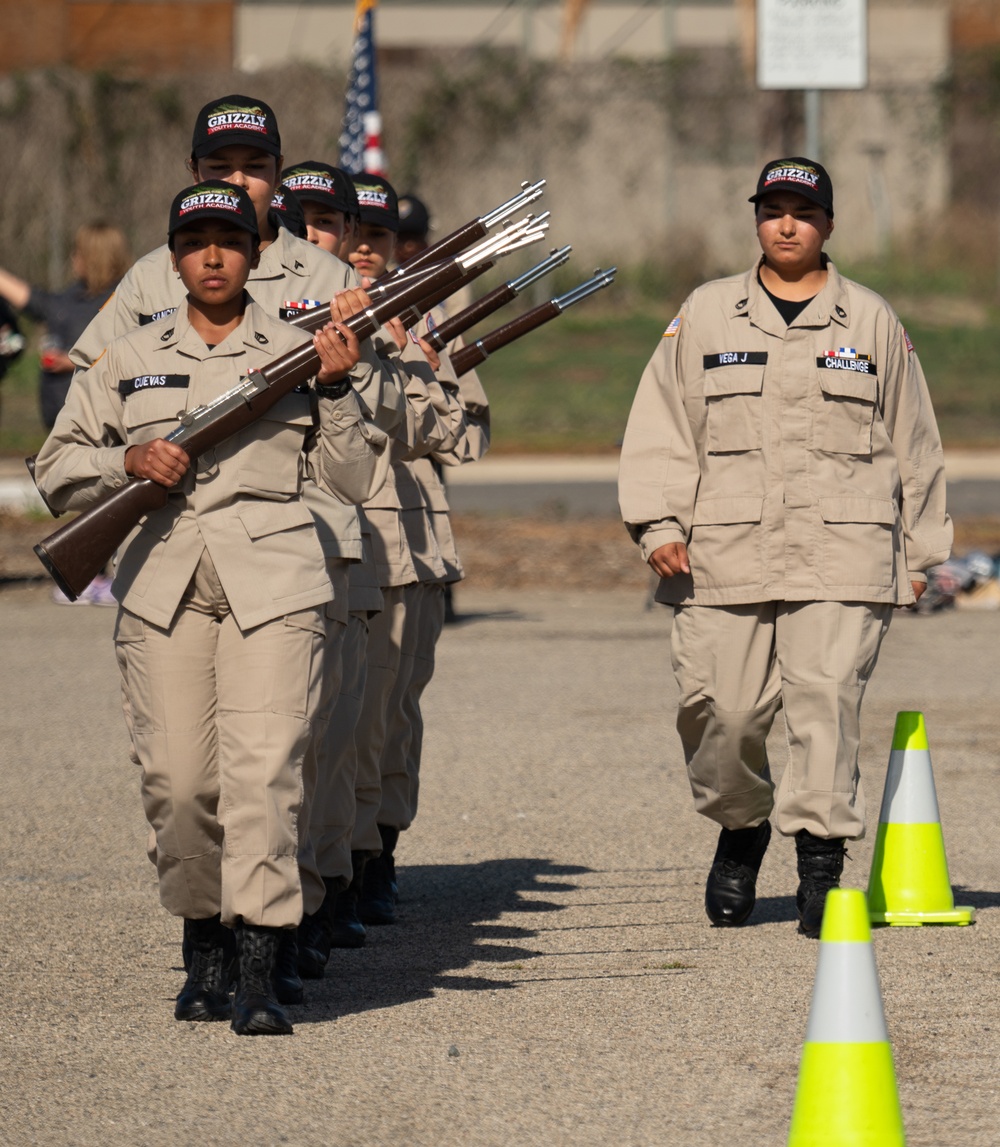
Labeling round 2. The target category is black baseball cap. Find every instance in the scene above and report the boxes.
[397,193,431,237]
[168,181,259,247]
[352,174,399,231]
[191,94,282,161]
[270,185,307,239]
[749,157,834,216]
[281,162,358,216]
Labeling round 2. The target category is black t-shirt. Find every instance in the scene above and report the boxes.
[759,274,814,325]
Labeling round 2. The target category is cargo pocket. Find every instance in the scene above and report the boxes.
[237,390,313,498]
[815,369,877,455]
[689,496,764,590]
[704,366,764,453]
[238,499,326,603]
[820,496,895,588]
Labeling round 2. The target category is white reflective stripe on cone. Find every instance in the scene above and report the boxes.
[803,943,890,1044]
[876,747,941,825]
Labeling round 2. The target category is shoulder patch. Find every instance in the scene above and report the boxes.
[663,315,682,338]
[903,329,914,353]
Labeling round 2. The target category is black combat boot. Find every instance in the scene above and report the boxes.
[297,875,342,980]
[273,929,304,1004]
[231,922,293,1036]
[705,820,772,927]
[330,853,369,948]
[359,826,399,926]
[795,830,847,938]
[174,914,235,1022]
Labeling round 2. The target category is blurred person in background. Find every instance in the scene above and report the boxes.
[0,222,131,428]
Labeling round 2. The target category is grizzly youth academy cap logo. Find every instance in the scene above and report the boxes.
[178,185,245,217]
[206,102,269,138]
[355,183,389,211]
[762,163,820,194]
[749,156,834,214]
[191,93,281,160]
[284,169,337,196]
[168,180,259,241]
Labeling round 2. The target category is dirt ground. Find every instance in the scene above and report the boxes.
[5,510,1000,591]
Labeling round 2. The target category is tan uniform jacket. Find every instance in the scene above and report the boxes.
[409,321,492,582]
[363,333,463,585]
[70,228,406,559]
[35,301,388,630]
[618,260,952,606]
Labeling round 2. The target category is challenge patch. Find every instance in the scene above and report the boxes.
[703,352,768,368]
[138,307,178,326]
[118,374,189,398]
[662,315,682,338]
[817,350,876,376]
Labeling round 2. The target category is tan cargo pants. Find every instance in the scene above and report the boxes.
[114,553,326,927]
[351,584,408,852]
[380,581,446,831]
[309,610,370,882]
[670,600,892,840]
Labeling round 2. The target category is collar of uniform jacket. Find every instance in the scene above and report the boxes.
[732,257,852,334]
[262,224,311,280]
[149,292,272,360]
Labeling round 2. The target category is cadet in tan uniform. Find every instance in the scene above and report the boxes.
[618,158,952,937]
[69,98,405,989]
[35,183,386,1034]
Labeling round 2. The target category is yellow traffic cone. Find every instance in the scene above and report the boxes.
[867,712,975,926]
[788,888,906,1147]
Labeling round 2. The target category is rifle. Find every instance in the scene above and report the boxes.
[451,267,617,377]
[422,245,571,353]
[31,215,550,599]
[372,179,546,295]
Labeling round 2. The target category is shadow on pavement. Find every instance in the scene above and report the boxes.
[297,858,590,1024]
[747,895,799,925]
[954,888,1000,910]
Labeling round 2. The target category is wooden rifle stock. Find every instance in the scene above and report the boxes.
[33,257,478,600]
[451,301,560,376]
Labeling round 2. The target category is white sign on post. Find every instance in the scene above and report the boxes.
[757,0,868,90]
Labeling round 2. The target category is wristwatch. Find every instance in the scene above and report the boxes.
[313,377,352,400]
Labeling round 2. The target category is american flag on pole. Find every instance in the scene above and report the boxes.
[339,0,386,175]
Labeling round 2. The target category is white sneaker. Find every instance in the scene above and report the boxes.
[80,575,118,607]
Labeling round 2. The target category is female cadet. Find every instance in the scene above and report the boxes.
[35,182,387,1035]
[618,158,952,937]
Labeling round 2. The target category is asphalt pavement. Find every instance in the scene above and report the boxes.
[2,582,999,1146]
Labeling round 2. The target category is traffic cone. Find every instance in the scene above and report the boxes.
[788,888,905,1146]
[867,712,975,927]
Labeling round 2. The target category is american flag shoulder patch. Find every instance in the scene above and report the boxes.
[903,329,914,353]
[663,315,682,338]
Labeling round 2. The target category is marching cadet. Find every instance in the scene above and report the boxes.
[281,161,359,257]
[618,158,952,937]
[34,183,388,1034]
[67,96,406,992]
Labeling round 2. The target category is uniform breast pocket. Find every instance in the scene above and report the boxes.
[704,366,765,453]
[237,391,314,498]
[121,390,186,443]
[814,367,877,455]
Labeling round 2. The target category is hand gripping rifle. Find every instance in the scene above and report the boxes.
[450,267,617,377]
[421,245,571,353]
[31,215,550,599]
